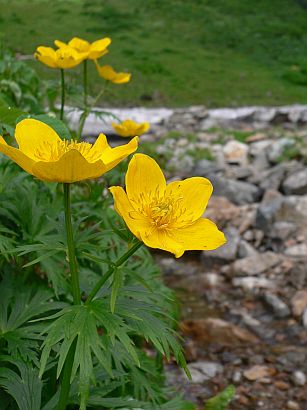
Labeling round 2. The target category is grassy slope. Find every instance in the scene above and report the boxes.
[1,0,307,107]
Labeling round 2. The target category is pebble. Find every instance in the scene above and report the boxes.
[287,401,300,410]
[263,293,290,318]
[303,308,307,328]
[292,370,306,386]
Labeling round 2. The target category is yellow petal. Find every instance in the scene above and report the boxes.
[136,122,150,135]
[125,154,166,204]
[54,40,67,48]
[87,133,109,162]
[0,136,36,175]
[109,186,149,240]
[32,149,107,183]
[35,46,58,68]
[112,122,128,137]
[88,38,111,59]
[101,136,138,172]
[166,177,213,223]
[15,119,61,160]
[68,37,90,52]
[140,228,185,258]
[112,72,131,84]
[173,218,226,256]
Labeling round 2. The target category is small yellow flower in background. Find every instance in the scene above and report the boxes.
[112,119,150,137]
[55,37,111,60]
[110,154,226,258]
[0,119,138,183]
[96,63,131,84]
[35,46,87,69]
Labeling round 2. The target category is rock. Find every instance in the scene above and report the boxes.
[233,277,275,290]
[292,370,306,386]
[223,140,249,165]
[253,107,277,123]
[180,318,259,345]
[287,401,300,410]
[263,294,290,318]
[188,361,223,383]
[253,163,288,191]
[267,138,295,163]
[168,154,194,176]
[302,308,307,328]
[249,140,271,170]
[284,244,307,258]
[232,370,242,383]
[209,175,261,205]
[204,196,240,228]
[238,240,258,258]
[202,227,240,263]
[193,159,222,176]
[256,195,307,232]
[282,168,307,195]
[157,257,198,276]
[291,290,307,317]
[232,252,282,276]
[243,365,273,381]
[269,221,297,241]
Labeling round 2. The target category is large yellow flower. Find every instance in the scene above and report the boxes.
[0,119,138,183]
[112,119,150,137]
[35,46,87,69]
[96,63,131,84]
[55,37,111,60]
[109,154,226,258]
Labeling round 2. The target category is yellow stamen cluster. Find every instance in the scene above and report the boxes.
[34,140,101,162]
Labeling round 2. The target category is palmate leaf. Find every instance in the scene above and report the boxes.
[0,276,66,364]
[0,356,42,410]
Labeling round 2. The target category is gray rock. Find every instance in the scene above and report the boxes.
[232,252,282,276]
[292,370,306,386]
[282,168,307,195]
[192,159,222,176]
[232,371,242,383]
[227,165,253,180]
[202,227,240,263]
[209,175,261,205]
[263,293,290,318]
[256,195,307,232]
[249,140,271,170]
[269,221,297,241]
[267,138,295,163]
[284,243,307,258]
[188,361,223,383]
[303,308,307,328]
[238,240,258,258]
[253,163,287,191]
[233,277,275,290]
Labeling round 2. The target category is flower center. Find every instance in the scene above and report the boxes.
[34,140,101,162]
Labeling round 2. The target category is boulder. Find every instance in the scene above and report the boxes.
[282,168,307,195]
[232,252,282,276]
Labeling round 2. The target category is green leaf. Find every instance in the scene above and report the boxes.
[0,100,25,128]
[110,268,123,313]
[16,113,71,140]
[0,356,42,410]
[204,385,236,410]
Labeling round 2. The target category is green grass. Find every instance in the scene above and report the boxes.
[1,0,307,107]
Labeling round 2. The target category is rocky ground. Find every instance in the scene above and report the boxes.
[142,121,307,410]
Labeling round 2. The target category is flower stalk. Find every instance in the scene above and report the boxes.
[85,239,143,304]
[56,183,81,409]
[60,69,65,120]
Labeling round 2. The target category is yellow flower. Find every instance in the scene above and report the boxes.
[55,37,111,60]
[96,63,131,84]
[34,46,87,69]
[109,154,226,258]
[112,119,150,137]
[0,119,138,183]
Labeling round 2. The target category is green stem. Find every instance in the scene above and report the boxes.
[85,240,143,304]
[63,183,81,305]
[83,60,88,107]
[56,184,81,410]
[60,69,65,121]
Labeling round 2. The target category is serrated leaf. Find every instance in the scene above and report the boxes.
[0,356,42,410]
